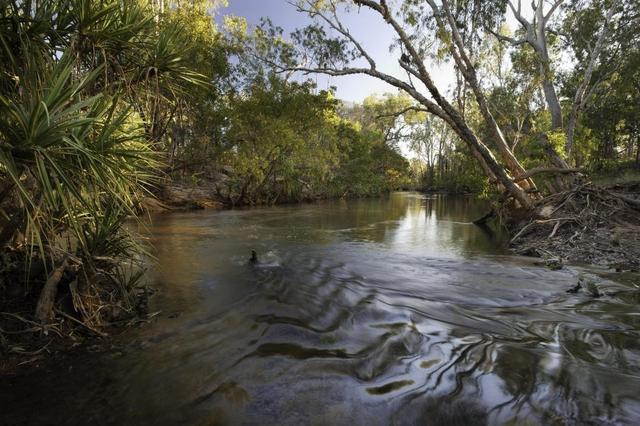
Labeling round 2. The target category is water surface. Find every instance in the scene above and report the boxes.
[3,192,640,425]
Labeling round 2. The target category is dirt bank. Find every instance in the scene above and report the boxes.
[508,181,640,271]
[141,182,224,212]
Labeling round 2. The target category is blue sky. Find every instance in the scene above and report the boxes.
[218,0,456,103]
[216,1,537,105]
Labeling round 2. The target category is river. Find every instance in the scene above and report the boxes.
[2,192,640,425]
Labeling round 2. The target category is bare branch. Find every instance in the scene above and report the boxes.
[292,0,377,70]
[543,0,563,24]
[277,60,452,126]
[353,0,452,113]
[485,26,527,46]
[398,60,422,82]
[508,0,531,29]
[375,105,429,119]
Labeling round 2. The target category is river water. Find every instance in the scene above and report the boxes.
[3,192,640,425]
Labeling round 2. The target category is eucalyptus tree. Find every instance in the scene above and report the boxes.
[340,93,425,148]
[263,0,560,209]
[574,35,640,165]
[255,0,638,208]
[484,0,627,160]
[561,0,640,164]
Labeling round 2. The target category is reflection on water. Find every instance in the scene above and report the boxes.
[3,192,640,425]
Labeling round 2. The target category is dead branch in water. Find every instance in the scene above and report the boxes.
[472,210,496,226]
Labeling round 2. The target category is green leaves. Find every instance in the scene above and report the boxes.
[291,23,357,68]
[0,51,157,257]
[216,77,338,204]
[0,0,176,281]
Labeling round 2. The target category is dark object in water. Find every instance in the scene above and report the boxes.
[472,210,496,226]
[566,282,582,294]
[249,250,258,264]
[572,275,601,298]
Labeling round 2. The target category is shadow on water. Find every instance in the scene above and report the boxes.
[2,192,640,425]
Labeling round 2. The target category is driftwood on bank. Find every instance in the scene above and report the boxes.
[508,182,640,269]
[472,210,496,226]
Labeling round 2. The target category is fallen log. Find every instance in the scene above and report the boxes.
[611,192,640,210]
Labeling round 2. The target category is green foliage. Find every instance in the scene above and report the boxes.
[215,76,337,204]
[205,75,411,205]
[165,20,413,206]
[0,0,212,322]
[331,121,412,197]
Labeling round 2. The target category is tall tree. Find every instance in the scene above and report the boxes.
[486,0,623,160]
[264,0,560,208]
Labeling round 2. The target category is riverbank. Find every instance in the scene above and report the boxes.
[141,182,224,212]
[507,181,640,271]
[0,282,153,375]
[420,187,477,196]
[147,180,405,212]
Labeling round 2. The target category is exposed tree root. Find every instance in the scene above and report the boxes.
[506,181,640,270]
[0,249,151,372]
[34,256,69,324]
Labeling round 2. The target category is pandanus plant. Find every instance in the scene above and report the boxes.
[0,56,158,323]
[0,0,208,325]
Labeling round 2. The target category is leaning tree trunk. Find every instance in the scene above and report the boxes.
[541,76,563,131]
[299,0,538,210]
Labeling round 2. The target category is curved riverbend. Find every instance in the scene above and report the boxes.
[3,192,640,425]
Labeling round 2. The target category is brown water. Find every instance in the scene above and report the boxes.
[3,192,640,425]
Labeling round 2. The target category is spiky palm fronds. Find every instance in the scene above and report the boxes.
[0,0,208,253]
[0,0,211,324]
[0,52,157,261]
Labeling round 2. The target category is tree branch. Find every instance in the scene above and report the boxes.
[508,0,531,29]
[485,26,527,46]
[293,0,377,70]
[543,0,563,24]
[565,1,618,156]
[375,105,429,119]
